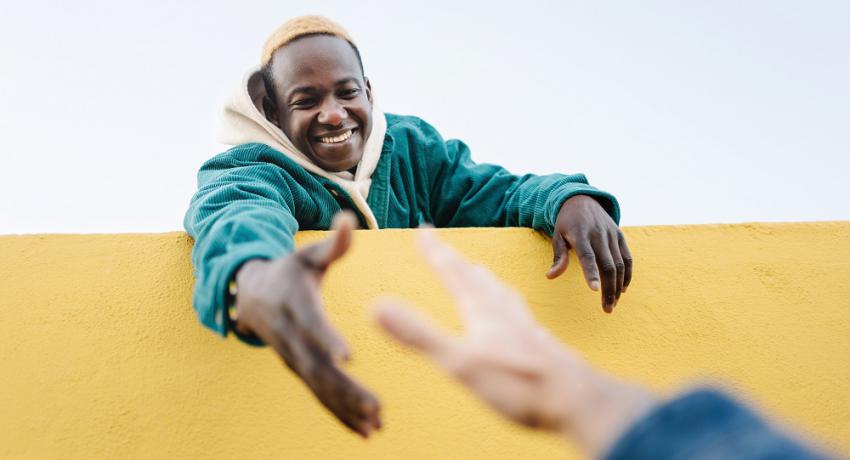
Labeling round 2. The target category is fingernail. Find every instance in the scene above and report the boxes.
[589,280,600,291]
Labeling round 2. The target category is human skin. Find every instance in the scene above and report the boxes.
[234,34,634,436]
[375,231,655,457]
[261,34,632,311]
[234,213,382,437]
[549,195,633,312]
[263,34,373,173]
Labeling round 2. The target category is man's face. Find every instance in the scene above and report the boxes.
[266,35,373,172]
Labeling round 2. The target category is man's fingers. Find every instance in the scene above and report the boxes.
[609,236,625,302]
[297,211,356,271]
[324,211,356,263]
[594,238,617,313]
[308,353,379,434]
[546,233,569,279]
[300,312,351,363]
[254,313,316,375]
[574,240,600,292]
[374,299,456,362]
[263,313,380,438]
[619,231,633,293]
[288,211,355,361]
[316,363,381,438]
[300,343,382,438]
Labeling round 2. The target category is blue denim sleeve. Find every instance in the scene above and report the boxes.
[604,388,830,460]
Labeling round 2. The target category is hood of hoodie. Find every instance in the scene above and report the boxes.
[218,66,386,229]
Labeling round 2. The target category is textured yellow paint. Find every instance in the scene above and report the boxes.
[1,223,849,459]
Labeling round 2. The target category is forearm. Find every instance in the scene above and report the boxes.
[186,183,298,336]
[188,211,294,336]
[545,353,655,458]
[429,158,620,233]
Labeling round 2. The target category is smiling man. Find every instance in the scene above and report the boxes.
[184,15,632,437]
[262,34,371,173]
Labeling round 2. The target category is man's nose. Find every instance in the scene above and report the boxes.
[318,99,347,126]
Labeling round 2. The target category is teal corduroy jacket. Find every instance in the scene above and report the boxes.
[184,114,620,337]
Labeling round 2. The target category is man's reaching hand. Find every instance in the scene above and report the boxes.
[232,212,381,437]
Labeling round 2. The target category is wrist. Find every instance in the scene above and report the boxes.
[556,365,655,458]
[560,194,595,211]
[229,258,271,331]
[235,258,270,286]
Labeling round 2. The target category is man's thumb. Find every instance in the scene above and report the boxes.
[298,211,356,270]
[546,233,569,279]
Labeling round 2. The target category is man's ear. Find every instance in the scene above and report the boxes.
[364,77,373,104]
[262,96,281,128]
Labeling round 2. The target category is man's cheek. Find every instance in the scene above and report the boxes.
[289,119,308,142]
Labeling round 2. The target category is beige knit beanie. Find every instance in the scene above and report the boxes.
[261,15,356,65]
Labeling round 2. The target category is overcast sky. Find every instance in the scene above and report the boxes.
[1,1,848,234]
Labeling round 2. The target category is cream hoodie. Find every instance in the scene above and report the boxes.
[218,66,386,229]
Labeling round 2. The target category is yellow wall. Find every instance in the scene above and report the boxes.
[1,223,848,459]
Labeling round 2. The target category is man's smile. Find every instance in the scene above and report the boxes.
[314,127,358,145]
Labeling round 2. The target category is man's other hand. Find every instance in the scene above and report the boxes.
[233,212,381,438]
[546,195,632,313]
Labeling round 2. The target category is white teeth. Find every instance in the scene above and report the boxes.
[319,129,353,144]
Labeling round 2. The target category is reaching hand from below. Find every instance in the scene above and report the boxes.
[375,230,653,456]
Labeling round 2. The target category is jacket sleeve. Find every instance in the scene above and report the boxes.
[183,144,299,338]
[422,123,620,235]
[604,389,830,460]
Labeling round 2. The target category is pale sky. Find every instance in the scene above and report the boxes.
[1,1,848,234]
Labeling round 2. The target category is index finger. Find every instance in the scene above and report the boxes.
[262,314,381,437]
[593,239,617,313]
[619,231,633,293]
[305,351,382,438]
[573,239,601,292]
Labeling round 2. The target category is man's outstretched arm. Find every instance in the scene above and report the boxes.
[184,150,298,335]
[185,146,381,436]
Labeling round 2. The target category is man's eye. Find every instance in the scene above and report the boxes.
[291,99,315,108]
[339,89,359,99]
